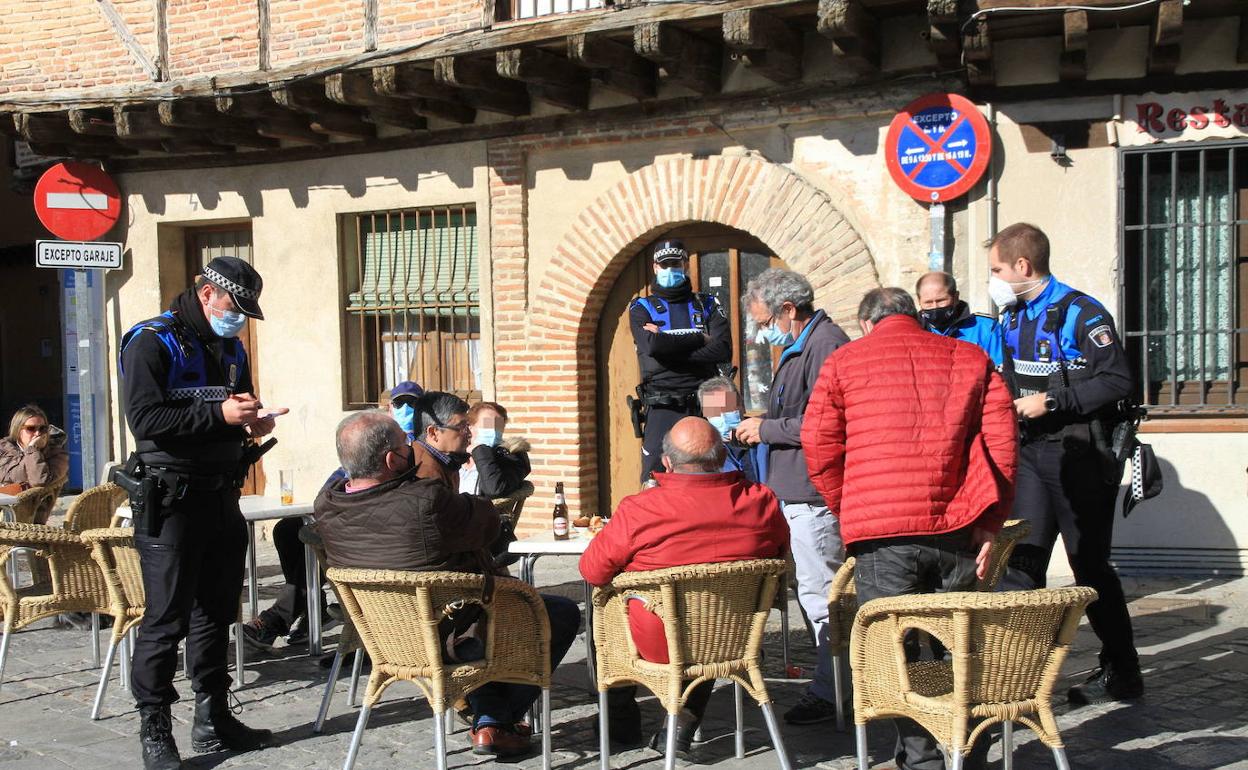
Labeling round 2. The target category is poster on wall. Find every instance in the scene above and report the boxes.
[1122,90,1248,146]
[61,270,109,491]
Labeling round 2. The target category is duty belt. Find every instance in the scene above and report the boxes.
[640,389,697,409]
[144,466,234,492]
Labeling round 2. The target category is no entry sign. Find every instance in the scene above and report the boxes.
[33,161,121,241]
[885,93,991,203]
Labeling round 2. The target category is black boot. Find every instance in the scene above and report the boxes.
[1067,660,1144,707]
[139,705,183,770]
[190,691,276,752]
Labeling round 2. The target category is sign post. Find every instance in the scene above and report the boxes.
[884,93,992,271]
[33,162,123,490]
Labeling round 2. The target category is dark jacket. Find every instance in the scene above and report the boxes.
[464,437,531,497]
[629,280,732,395]
[312,469,499,572]
[411,440,460,490]
[757,310,851,504]
[0,426,69,488]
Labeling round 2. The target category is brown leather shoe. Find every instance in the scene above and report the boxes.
[470,725,533,757]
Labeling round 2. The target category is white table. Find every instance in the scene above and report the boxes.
[508,530,597,688]
[1,493,25,592]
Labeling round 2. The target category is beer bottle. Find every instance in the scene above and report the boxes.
[552,481,570,540]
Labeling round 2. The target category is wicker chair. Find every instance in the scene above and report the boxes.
[311,536,365,733]
[63,484,128,534]
[0,521,111,693]
[327,568,553,770]
[80,528,145,719]
[9,486,56,525]
[851,587,1097,770]
[977,519,1032,592]
[593,559,793,770]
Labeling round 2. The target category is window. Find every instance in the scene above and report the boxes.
[341,207,481,407]
[502,0,603,21]
[1121,142,1248,414]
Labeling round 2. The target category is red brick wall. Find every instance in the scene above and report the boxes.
[167,0,261,80]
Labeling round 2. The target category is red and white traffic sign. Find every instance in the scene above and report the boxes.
[33,162,121,241]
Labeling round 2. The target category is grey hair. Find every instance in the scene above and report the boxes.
[661,428,727,473]
[915,271,957,297]
[336,410,406,479]
[857,287,918,324]
[696,376,739,406]
[742,268,815,316]
[415,391,470,433]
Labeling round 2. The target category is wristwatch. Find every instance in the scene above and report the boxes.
[1044,394,1059,413]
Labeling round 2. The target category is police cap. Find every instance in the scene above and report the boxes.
[203,256,264,320]
[652,240,688,265]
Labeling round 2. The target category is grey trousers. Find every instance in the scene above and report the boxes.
[780,501,844,703]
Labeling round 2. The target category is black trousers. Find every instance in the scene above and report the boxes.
[640,403,699,482]
[257,517,320,634]
[853,529,988,770]
[131,489,248,707]
[1000,438,1139,669]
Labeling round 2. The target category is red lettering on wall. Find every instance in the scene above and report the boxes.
[1235,104,1248,128]
[1187,107,1209,130]
[1166,108,1188,132]
[1211,99,1232,128]
[1136,102,1164,133]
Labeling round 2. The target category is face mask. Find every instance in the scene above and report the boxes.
[707,410,742,441]
[656,267,686,288]
[988,275,1046,308]
[208,305,247,338]
[393,404,416,438]
[445,451,471,472]
[756,322,795,348]
[476,428,502,447]
[919,305,960,331]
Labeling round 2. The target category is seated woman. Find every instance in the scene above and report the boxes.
[0,405,69,522]
[459,401,531,498]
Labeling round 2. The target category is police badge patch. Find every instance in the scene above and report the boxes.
[1088,324,1114,348]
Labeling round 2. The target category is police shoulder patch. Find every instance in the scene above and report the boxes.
[1088,324,1115,348]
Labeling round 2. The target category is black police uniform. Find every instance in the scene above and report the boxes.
[629,274,732,482]
[998,277,1141,687]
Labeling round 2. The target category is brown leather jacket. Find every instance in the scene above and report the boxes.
[0,426,69,488]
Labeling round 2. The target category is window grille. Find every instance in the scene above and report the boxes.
[507,0,603,21]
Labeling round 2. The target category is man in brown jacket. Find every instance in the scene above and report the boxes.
[408,391,473,490]
[314,411,580,758]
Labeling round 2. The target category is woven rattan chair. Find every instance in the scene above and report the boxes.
[593,559,793,770]
[80,527,145,719]
[0,521,110,693]
[63,484,128,534]
[851,587,1097,770]
[327,568,553,770]
[311,536,365,733]
[9,486,56,525]
[976,519,1032,591]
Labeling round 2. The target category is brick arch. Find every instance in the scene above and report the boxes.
[506,154,879,527]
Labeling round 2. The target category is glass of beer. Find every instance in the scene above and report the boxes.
[280,470,294,505]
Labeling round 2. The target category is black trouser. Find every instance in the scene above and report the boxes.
[1000,438,1138,670]
[132,488,248,707]
[853,529,988,770]
[640,402,699,482]
[257,517,323,634]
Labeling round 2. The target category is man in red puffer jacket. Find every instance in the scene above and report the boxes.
[801,287,1017,770]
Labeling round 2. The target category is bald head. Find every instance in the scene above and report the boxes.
[336,410,407,480]
[661,417,727,474]
[915,271,958,310]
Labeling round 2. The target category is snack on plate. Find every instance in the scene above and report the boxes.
[588,515,605,533]
[573,516,592,528]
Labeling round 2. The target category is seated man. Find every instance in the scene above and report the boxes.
[695,376,759,482]
[580,417,789,758]
[409,391,474,489]
[314,411,581,758]
[460,401,531,498]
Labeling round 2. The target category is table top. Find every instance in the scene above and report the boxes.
[508,529,596,555]
[0,494,19,506]
[116,495,314,521]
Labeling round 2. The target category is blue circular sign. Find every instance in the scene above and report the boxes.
[885,93,992,202]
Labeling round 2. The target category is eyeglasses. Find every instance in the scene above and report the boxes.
[435,421,471,434]
[21,424,48,434]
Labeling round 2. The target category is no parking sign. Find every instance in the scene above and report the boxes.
[885,93,991,203]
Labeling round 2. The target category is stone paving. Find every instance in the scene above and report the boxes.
[1,531,1247,770]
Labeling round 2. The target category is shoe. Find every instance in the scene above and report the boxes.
[469,724,533,757]
[190,691,276,752]
[326,602,345,622]
[139,705,183,770]
[592,690,644,747]
[647,719,697,760]
[1067,662,1144,707]
[239,618,281,652]
[783,692,839,725]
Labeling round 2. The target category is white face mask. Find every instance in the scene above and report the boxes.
[988,276,1047,308]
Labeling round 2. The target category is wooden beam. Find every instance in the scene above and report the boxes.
[634,22,721,96]
[158,100,279,149]
[68,108,117,136]
[1148,0,1183,76]
[94,0,161,80]
[115,104,187,140]
[16,112,138,155]
[1240,13,1248,65]
[434,56,531,116]
[154,0,169,80]
[364,0,378,51]
[258,0,270,70]
[816,0,879,72]
[325,72,430,131]
[496,48,591,111]
[723,9,802,84]
[272,83,378,139]
[926,0,961,69]
[216,91,329,144]
[1060,9,1088,81]
[567,33,657,100]
[963,17,993,86]
[372,66,478,123]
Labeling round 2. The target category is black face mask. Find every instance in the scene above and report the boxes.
[920,305,960,331]
[445,451,471,472]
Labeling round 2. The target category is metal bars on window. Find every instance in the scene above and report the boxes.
[509,0,602,21]
[342,207,480,407]
[1120,141,1248,413]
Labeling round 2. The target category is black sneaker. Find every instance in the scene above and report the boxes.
[1067,662,1144,707]
[647,719,697,760]
[239,618,280,652]
[783,692,839,725]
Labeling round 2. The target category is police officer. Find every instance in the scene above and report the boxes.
[915,270,1005,368]
[120,257,285,769]
[988,223,1142,706]
[629,240,731,482]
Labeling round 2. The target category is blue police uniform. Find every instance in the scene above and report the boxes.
[923,303,1004,367]
[998,276,1141,689]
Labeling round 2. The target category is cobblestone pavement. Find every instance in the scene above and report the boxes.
[1,532,1246,770]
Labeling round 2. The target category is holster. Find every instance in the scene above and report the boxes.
[113,453,177,537]
[627,391,646,439]
[234,437,278,489]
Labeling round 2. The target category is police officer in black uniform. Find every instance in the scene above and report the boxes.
[119,257,284,769]
[988,223,1143,706]
[628,240,732,482]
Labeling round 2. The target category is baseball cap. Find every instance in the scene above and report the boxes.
[202,256,264,320]
[390,381,424,403]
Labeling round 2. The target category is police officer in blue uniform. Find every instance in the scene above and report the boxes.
[988,224,1143,706]
[120,257,283,769]
[629,240,732,482]
[915,270,1005,367]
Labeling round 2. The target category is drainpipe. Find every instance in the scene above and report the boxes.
[986,102,998,239]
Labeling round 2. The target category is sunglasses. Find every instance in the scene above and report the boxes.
[21,424,48,434]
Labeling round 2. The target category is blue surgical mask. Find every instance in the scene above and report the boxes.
[209,304,247,338]
[656,267,686,288]
[476,428,502,447]
[392,404,416,439]
[707,410,742,441]
[756,323,795,348]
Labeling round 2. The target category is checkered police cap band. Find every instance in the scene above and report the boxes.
[203,265,260,300]
[653,244,687,262]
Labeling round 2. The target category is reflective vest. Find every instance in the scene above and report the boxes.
[120,312,246,402]
[631,293,717,334]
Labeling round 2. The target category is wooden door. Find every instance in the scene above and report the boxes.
[185,225,264,495]
[595,225,785,515]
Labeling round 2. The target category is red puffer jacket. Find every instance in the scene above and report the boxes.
[800,315,1017,546]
